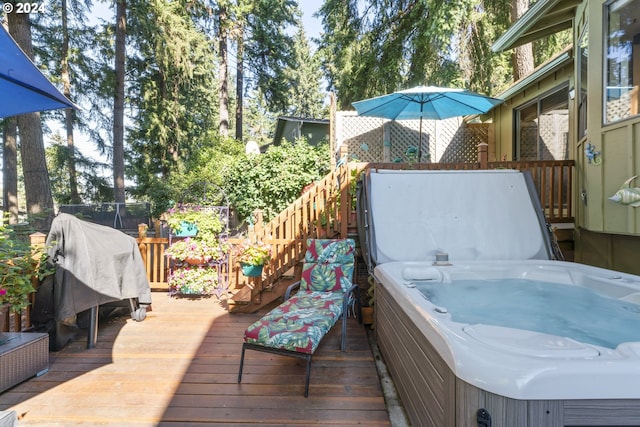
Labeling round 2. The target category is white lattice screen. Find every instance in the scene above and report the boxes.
[335,111,489,163]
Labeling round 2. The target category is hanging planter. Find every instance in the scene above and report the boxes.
[240,263,264,277]
[174,221,198,237]
[183,256,206,266]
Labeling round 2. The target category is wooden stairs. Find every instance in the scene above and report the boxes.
[227,264,303,313]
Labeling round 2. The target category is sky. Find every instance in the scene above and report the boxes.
[300,2,323,42]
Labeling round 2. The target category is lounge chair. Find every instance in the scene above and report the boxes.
[237,238,362,397]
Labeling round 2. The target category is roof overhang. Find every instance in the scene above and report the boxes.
[492,0,581,52]
[497,49,573,101]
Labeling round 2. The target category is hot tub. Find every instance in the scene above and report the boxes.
[359,169,640,427]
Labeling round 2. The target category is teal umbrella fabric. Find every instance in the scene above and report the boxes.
[352,86,503,160]
[0,26,77,118]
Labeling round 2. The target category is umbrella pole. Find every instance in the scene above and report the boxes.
[417,117,423,162]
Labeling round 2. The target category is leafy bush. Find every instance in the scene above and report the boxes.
[0,221,53,312]
[222,139,330,223]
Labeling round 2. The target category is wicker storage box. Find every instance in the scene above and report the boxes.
[0,333,49,393]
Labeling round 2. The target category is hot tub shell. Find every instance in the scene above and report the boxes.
[359,169,640,427]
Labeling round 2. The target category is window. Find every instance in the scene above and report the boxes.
[514,86,569,160]
[604,0,640,124]
[578,27,588,139]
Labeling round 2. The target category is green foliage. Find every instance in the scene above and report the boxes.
[164,205,224,243]
[45,133,113,204]
[140,135,244,218]
[317,0,569,106]
[168,266,222,295]
[221,140,331,223]
[242,0,300,111]
[285,28,328,118]
[126,0,219,197]
[0,220,53,313]
[234,239,271,266]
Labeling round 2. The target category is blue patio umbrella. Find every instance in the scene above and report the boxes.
[352,85,503,161]
[0,26,77,118]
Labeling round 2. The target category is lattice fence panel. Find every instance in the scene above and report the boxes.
[336,112,385,162]
[538,112,569,160]
[519,125,539,160]
[388,120,435,162]
[441,123,489,163]
[335,111,490,163]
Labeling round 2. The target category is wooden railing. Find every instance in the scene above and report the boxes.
[133,156,577,293]
[488,160,574,223]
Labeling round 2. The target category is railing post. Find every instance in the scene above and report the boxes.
[478,143,488,169]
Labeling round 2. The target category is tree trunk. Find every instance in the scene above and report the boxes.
[3,117,19,225]
[113,0,127,204]
[62,0,80,204]
[235,26,244,141]
[7,12,54,230]
[219,4,229,137]
[512,0,534,80]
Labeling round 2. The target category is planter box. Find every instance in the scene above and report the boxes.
[0,333,49,393]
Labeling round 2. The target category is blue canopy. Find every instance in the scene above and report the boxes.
[352,86,503,121]
[0,26,77,118]
[352,86,503,161]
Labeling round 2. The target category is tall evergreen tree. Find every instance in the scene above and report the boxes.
[46,133,112,203]
[2,117,19,224]
[61,0,80,204]
[6,11,55,229]
[317,0,569,108]
[286,28,327,118]
[113,0,126,204]
[218,0,230,137]
[240,0,298,112]
[126,0,218,199]
[511,0,534,80]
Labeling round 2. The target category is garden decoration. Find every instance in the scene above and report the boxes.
[585,142,601,165]
[235,239,271,277]
[165,237,226,266]
[164,204,224,238]
[609,176,640,207]
[165,205,229,297]
[168,266,222,296]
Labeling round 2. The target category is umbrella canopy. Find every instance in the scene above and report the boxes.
[352,85,503,121]
[352,85,503,161]
[0,26,77,118]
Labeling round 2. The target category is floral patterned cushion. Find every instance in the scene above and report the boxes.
[243,291,345,354]
[300,239,355,292]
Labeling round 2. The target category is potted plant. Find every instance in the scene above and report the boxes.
[168,265,224,297]
[0,221,53,318]
[164,237,225,265]
[235,239,270,277]
[164,205,224,238]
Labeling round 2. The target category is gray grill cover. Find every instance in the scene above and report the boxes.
[46,213,152,323]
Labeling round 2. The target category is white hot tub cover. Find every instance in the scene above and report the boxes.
[358,169,554,266]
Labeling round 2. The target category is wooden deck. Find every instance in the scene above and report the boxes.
[0,293,390,426]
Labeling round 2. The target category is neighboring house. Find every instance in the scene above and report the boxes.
[491,0,640,274]
[272,116,329,146]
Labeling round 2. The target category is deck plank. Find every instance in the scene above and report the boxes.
[0,293,390,426]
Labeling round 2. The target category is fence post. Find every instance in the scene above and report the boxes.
[478,143,488,169]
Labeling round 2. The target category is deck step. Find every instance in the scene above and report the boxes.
[228,278,295,313]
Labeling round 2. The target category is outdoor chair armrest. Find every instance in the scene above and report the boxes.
[284,280,301,301]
